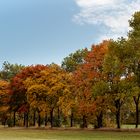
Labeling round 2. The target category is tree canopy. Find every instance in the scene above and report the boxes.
[0,11,140,129]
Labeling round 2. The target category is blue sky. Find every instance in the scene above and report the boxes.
[0,0,140,67]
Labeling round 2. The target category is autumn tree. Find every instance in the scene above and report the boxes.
[40,64,72,127]
[0,80,10,125]
[24,64,71,127]
[73,41,109,128]
[61,48,88,127]
[26,84,49,127]
[57,72,74,127]
[9,65,48,127]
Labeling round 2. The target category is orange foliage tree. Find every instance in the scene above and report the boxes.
[73,41,109,128]
[24,64,72,127]
[0,80,10,125]
[9,65,48,127]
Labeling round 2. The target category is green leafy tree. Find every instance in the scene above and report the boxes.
[103,39,132,128]
[128,11,140,128]
[0,61,24,81]
[92,80,110,128]
[61,49,88,72]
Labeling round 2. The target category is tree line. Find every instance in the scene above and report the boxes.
[0,11,140,129]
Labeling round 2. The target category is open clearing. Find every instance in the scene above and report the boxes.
[0,128,140,140]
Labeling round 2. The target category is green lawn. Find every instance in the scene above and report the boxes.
[0,128,140,140]
[122,124,139,129]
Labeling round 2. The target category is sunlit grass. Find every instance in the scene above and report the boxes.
[122,124,139,129]
[0,128,140,140]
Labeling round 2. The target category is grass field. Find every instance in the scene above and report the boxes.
[0,128,140,140]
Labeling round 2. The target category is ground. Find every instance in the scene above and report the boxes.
[0,127,140,140]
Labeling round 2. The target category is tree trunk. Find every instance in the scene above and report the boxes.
[50,109,54,128]
[45,114,48,126]
[25,112,29,128]
[38,111,41,127]
[3,119,6,126]
[115,100,121,129]
[24,112,29,127]
[70,111,74,127]
[58,107,60,120]
[24,113,26,127]
[33,111,36,126]
[57,107,61,127]
[116,109,120,129]
[97,112,103,128]
[136,103,139,128]
[133,96,140,128]
[82,115,87,128]
[13,111,16,127]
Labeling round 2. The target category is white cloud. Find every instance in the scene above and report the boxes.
[73,0,140,41]
[76,0,116,7]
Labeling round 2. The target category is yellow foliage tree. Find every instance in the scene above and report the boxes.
[0,80,10,125]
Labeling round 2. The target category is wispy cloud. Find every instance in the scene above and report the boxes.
[73,0,140,42]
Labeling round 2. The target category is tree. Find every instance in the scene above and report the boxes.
[73,41,109,128]
[61,48,88,127]
[57,72,74,127]
[24,64,71,127]
[92,80,110,128]
[9,65,48,127]
[128,11,140,128]
[0,80,10,125]
[61,49,88,72]
[61,49,88,127]
[39,64,71,127]
[26,84,49,127]
[103,39,132,128]
[0,61,24,81]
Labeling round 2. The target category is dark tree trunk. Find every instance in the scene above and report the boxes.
[24,113,26,127]
[58,107,60,120]
[133,96,140,128]
[136,103,139,128]
[24,112,29,127]
[50,109,54,128]
[115,100,121,129]
[3,119,6,126]
[25,112,29,128]
[116,109,120,129]
[45,114,48,126]
[70,111,74,127]
[82,115,87,128]
[38,111,41,127]
[33,111,36,126]
[57,107,61,127]
[97,112,103,128]
[3,116,7,126]
[13,111,16,127]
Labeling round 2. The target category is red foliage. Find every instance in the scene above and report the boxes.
[9,65,48,112]
[73,41,109,117]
